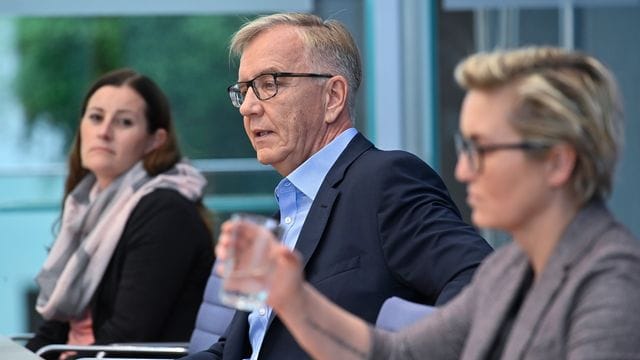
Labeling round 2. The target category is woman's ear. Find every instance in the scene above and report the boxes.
[324,76,348,124]
[146,128,167,154]
[546,143,577,187]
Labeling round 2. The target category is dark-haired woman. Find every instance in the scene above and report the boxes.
[26,69,213,359]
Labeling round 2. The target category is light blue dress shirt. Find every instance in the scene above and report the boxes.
[246,128,358,359]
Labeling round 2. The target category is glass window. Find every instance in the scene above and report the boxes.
[0,13,284,335]
[439,1,640,246]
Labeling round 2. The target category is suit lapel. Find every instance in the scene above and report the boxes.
[501,257,568,359]
[225,310,253,359]
[264,134,373,329]
[463,248,531,359]
[294,186,339,267]
[503,202,614,359]
[293,133,373,266]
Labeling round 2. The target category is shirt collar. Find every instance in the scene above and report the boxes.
[285,128,357,200]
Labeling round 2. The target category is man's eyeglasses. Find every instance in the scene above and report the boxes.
[227,72,334,108]
[454,132,550,174]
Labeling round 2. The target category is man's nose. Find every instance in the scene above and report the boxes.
[239,87,262,116]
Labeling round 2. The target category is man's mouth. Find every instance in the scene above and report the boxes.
[255,130,273,137]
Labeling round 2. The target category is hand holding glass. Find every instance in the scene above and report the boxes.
[218,213,282,311]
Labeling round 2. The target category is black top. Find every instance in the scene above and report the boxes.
[27,189,213,358]
[486,265,534,360]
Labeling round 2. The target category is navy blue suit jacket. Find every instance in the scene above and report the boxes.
[186,134,492,360]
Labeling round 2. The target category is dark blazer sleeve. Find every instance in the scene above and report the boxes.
[92,189,213,343]
[373,151,491,305]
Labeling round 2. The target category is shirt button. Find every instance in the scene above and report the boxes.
[284,216,292,224]
[258,308,267,316]
[284,181,291,187]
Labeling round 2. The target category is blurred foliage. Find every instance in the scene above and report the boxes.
[14,15,255,160]
[12,15,278,196]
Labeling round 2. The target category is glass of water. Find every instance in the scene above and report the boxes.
[219,213,282,311]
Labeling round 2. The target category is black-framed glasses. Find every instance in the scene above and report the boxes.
[454,132,550,174]
[227,72,334,108]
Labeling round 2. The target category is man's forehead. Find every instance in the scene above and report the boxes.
[238,28,307,78]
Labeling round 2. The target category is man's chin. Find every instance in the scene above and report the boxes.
[255,151,276,166]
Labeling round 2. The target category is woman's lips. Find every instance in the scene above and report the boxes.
[90,146,115,154]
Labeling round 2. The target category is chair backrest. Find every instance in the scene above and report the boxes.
[187,261,236,353]
[375,296,435,332]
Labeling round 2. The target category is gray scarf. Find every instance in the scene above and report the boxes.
[35,160,206,321]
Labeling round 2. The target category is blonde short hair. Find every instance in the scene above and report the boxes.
[230,13,362,120]
[455,47,623,205]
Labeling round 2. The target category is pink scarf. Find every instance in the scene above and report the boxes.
[35,160,206,321]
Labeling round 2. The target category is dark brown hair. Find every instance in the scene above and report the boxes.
[63,68,212,232]
[65,68,180,196]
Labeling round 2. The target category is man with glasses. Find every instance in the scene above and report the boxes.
[183,13,492,360]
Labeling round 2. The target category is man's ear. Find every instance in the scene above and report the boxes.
[546,143,577,188]
[146,128,167,154]
[324,75,348,124]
